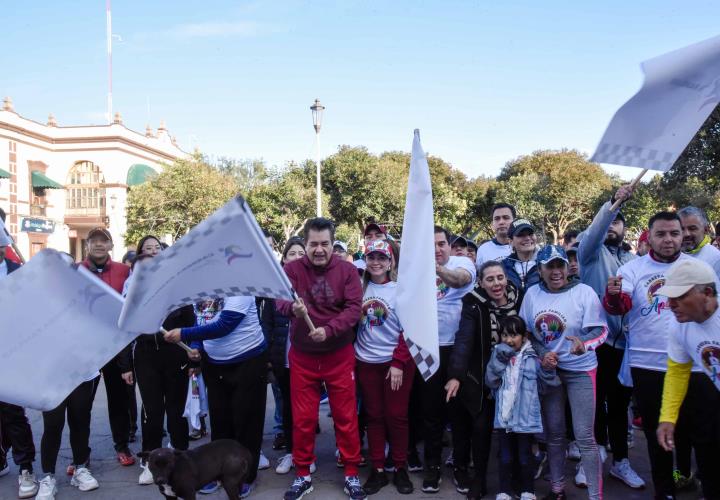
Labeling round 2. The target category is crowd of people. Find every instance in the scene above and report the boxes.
[1,183,720,500]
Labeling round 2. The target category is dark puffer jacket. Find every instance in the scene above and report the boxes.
[258,298,290,376]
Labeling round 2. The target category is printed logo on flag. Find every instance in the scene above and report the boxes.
[223,245,253,264]
[535,312,566,344]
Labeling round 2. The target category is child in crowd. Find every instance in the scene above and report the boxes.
[485,316,559,500]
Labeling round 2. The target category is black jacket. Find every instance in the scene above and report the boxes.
[119,305,197,372]
[258,298,290,375]
[447,283,522,416]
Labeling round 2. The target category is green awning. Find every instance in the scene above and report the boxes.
[31,171,63,189]
[127,164,158,186]
[0,167,10,179]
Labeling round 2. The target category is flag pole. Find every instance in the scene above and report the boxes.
[158,327,193,354]
[292,291,317,332]
[610,168,648,211]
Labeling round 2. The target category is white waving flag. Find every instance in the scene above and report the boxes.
[0,250,135,410]
[0,217,12,247]
[119,195,294,333]
[396,130,439,381]
[592,35,720,171]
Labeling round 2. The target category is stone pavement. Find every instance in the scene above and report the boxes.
[0,385,703,500]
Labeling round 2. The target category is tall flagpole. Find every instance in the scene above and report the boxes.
[106,0,113,123]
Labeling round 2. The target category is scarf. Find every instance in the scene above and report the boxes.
[470,283,520,346]
[499,340,531,425]
[687,235,712,255]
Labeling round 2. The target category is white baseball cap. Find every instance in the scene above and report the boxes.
[655,258,716,298]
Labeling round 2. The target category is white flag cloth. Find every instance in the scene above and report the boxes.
[119,195,294,333]
[0,249,135,410]
[592,35,720,171]
[396,130,439,380]
[0,217,12,247]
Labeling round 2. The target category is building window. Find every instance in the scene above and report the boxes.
[65,161,106,215]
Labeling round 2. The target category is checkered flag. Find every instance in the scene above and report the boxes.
[591,34,720,172]
[119,195,295,333]
[406,337,438,381]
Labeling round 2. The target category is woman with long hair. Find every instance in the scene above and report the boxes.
[355,239,414,495]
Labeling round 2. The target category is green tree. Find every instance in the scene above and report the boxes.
[125,154,238,244]
[213,156,268,194]
[494,150,613,243]
[247,162,321,243]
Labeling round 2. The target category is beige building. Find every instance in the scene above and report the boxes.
[0,97,187,261]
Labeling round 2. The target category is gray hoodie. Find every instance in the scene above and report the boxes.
[578,201,635,348]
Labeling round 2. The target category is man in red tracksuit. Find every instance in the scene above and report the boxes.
[80,227,136,467]
[277,218,366,500]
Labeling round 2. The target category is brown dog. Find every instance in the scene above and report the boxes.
[137,439,252,500]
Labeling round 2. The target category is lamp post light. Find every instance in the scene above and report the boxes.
[310,98,325,217]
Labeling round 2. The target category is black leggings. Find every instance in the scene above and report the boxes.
[41,378,99,474]
[276,368,293,453]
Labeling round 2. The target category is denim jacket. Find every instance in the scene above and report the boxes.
[485,342,559,433]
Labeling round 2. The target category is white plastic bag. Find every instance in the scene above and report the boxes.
[183,373,208,430]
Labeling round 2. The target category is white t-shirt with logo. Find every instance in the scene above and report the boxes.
[475,240,512,271]
[437,256,477,346]
[692,243,720,279]
[202,296,265,362]
[520,283,607,372]
[618,253,697,372]
[668,306,720,392]
[355,281,404,364]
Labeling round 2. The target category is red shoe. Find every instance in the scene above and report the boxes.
[632,416,643,430]
[117,449,136,466]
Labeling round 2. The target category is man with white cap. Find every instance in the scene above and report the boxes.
[656,258,720,500]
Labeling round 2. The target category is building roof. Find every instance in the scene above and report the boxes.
[31,170,64,189]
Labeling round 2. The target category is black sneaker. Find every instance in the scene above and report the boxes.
[362,469,388,495]
[284,476,313,500]
[421,465,442,493]
[273,433,287,450]
[344,475,367,500]
[542,492,566,500]
[393,468,414,495]
[407,450,422,473]
[453,467,471,494]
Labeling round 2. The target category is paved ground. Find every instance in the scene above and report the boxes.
[0,385,704,500]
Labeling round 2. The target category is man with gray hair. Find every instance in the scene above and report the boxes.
[678,206,720,278]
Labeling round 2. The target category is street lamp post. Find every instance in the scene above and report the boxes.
[310,98,325,217]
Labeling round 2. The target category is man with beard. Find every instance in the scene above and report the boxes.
[577,185,644,489]
[678,206,720,278]
[604,212,698,499]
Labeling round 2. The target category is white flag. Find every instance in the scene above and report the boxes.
[396,130,439,381]
[0,217,12,247]
[119,195,294,333]
[0,249,135,410]
[592,35,720,171]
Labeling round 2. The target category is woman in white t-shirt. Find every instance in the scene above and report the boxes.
[354,240,415,495]
[520,245,608,500]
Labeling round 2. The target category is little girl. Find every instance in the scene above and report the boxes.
[485,316,559,500]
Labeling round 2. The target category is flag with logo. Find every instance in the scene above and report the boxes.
[0,217,12,247]
[0,249,135,410]
[396,130,439,380]
[592,34,720,171]
[119,195,294,333]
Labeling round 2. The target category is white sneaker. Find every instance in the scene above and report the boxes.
[70,467,99,492]
[610,459,645,489]
[567,441,581,461]
[18,470,38,498]
[258,451,270,470]
[35,475,57,500]
[138,462,154,485]
[520,493,537,500]
[598,445,608,464]
[276,454,293,475]
[574,463,587,488]
[495,494,513,500]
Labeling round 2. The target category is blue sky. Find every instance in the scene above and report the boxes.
[2,1,719,180]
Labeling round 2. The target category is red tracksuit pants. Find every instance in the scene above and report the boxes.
[290,343,361,476]
[356,359,414,470]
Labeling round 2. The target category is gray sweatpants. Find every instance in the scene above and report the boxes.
[541,368,602,499]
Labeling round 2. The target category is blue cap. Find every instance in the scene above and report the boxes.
[537,245,569,265]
